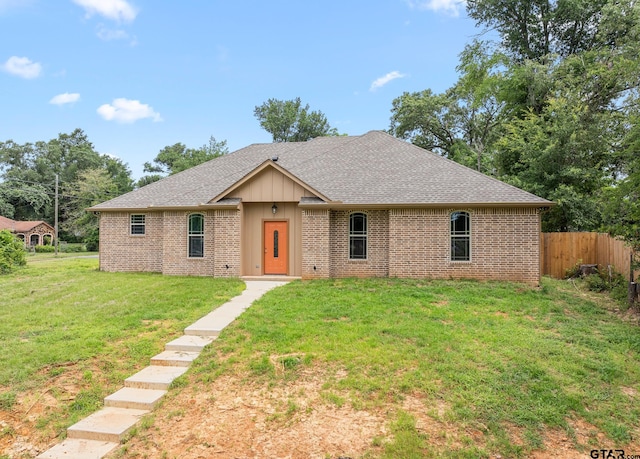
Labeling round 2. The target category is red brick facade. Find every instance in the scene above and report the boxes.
[99,206,541,285]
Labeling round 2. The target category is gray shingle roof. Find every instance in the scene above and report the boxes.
[91,131,551,210]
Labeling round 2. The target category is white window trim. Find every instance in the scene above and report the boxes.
[130,214,146,236]
[450,211,471,262]
[348,211,368,261]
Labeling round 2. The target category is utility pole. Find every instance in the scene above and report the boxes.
[54,174,59,256]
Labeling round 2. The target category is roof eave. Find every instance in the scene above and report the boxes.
[321,201,554,210]
[86,203,241,213]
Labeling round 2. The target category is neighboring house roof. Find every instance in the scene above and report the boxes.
[91,130,552,210]
[0,216,53,232]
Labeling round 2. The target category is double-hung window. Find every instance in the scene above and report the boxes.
[188,214,204,258]
[349,212,367,260]
[450,211,470,261]
[130,214,146,235]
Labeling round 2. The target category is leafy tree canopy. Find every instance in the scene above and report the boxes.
[389,0,640,235]
[139,136,228,187]
[254,97,338,142]
[0,129,134,244]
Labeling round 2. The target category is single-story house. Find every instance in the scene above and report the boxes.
[0,215,55,246]
[90,131,552,285]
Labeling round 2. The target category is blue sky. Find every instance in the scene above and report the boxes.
[1,0,479,179]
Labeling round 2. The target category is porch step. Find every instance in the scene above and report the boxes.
[36,439,119,459]
[66,407,148,442]
[104,387,167,410]
[241,276,301,282]
[150,350,200,367]
[165,334,215,352]
[124,365,188,390]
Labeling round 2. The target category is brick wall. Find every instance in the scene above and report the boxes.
[99,206,541,285]
[162,211,215,276]
[301,209,330,279]
[99,212,163,272]
[388,208,541,286]
[329,210,389,278]
[213,209,241,277]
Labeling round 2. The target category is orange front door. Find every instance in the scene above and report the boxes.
[264,221,288,275]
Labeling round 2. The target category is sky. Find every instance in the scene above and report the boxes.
[1,0,480,180]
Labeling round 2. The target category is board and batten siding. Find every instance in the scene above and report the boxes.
[227,167,312,277]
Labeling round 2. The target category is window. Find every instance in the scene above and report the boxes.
[130,214,146,235]
[349,212,367,260]
[273,230,279,258]
[450,211,470,261]
[188,214,204,258]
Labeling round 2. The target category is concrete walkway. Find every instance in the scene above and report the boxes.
[37,280,288,459]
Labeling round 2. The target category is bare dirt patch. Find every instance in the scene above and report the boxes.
[1,360,121,458]
[103,365,640,459]
[109,369,388,459]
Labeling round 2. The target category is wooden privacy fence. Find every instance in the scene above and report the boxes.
[540,232,637,280]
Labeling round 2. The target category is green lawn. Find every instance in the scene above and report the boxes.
[0,258,244,436]
[187,277,640,458]
[2,259,639,458]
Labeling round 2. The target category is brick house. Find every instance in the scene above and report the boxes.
[90,131,552,285]
[0,216,55,247]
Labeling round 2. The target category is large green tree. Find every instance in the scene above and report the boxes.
[389,42,505,172]
[138,136,228,187]
[0,129,134,243]
[254,97,338,142]
[390,0,640,233]
[62,168,120,249]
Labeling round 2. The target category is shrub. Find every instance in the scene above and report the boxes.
[0,230,26,274]
[60,244,86,253]
[34,244,55,253]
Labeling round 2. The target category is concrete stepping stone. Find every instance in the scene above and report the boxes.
[150,350,200,367]
[104,387,167,410]
[124,365,188,390]
[66,407,148,442]
[36,438,119,459]
[184,321,224,337]
[165,334,214,352]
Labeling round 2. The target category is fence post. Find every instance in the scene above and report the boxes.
[630,252,637,311]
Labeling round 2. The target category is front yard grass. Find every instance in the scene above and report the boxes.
[3,257,640,458]
[0,258,244,441]
[187,277,640,457]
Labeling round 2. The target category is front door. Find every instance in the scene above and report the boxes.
[264,221,288,275]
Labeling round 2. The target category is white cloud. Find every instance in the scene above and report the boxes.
[72,0,137,22]
[96,24,129,41]
[97,98,162,123]
[370,71,407,92]
[406,0,466,16]
[2,56,42,79]
[50,93,80,105]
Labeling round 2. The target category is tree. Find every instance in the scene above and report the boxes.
[389,0,640,233]
[62,168,120,250]
[254,97,338,142]
[601,113,640,252]
[465,0,636,63]
[141,136,228,180]
[0,129,135,244]
[389,42,505,172]
[0,229,26,274]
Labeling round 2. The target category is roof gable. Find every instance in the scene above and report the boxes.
[210,160,331,203]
